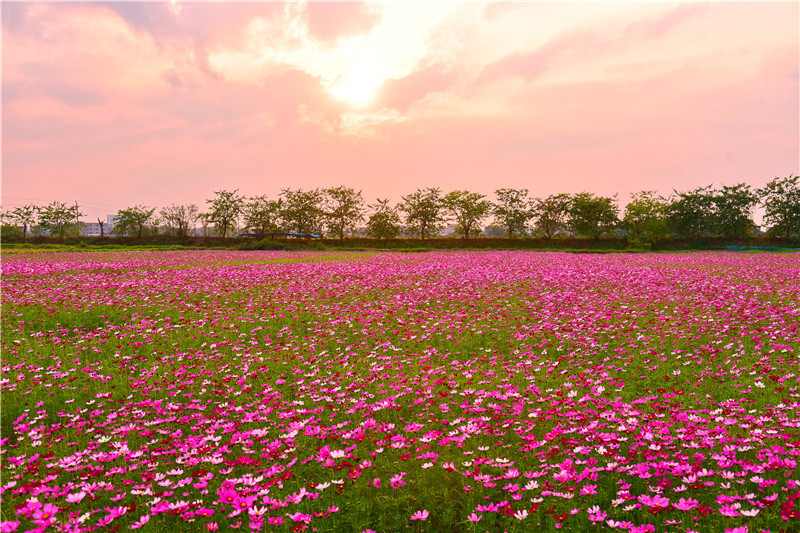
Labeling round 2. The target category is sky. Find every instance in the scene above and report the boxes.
[2,1,798,221]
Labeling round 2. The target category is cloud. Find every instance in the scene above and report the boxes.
[2,2,797,220]
[305,1,380,42]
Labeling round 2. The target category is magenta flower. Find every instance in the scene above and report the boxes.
[31,503,58,526]
[131,515,150,529]
[410,510,429,521]
[288,513,312,524]
[674,498,699,511]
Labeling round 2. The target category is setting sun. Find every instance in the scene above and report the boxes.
[327,69,383,107]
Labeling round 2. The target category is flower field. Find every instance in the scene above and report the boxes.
[1,250,799,533]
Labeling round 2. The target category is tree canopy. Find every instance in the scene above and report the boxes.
[280,188,324,235]
[568,193,619,239]
[205,190,244,238]
[443,190,491,239]
[400,188,445,239]
[324,186,364,239]
[493,188,535,238]
[242,196,281,234]
[534,194,571,239]
[114,205,156,237]
[624,191,669,247]
[759,175,800,238]
[160,204,199,237]
[366,198,401,240]
[712,184,759,238]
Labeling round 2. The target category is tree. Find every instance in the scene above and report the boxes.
[242,196,281,234]
[482,224,505,237]
[38,201,83,241]
[712,183,758,238]
[624,191,669,247]
[493,188,535,238]
[400,187,445,239]
[568,192,619,239]
[205,190,245,238]
[4,205,39,242]
[280,188,324,235]
[533,193,571,239]
[113,205,156,237]
[366,198,402,240]
[324,186,364,239]
[442,190,491,239]
[759,175,800,238]
[160,204,199,237]
[666,186,715,239]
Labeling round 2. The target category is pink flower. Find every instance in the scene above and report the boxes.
[410,510,429,521]
[588,505,608,522]
[467,513,482,522]
[0,522,20,533]
[196,507,215,517]
[217,487,239,505]
[65,492,86,504]
[674,498,699,511]
[725,527,748,533]
[637,494,669,508]
[105,506,127,519]
[206,523,219,531]
[390,472,407,488]
[288,513,312,524]
[31,503,58,525]
[719,504,740,518]
[131,515,150,529]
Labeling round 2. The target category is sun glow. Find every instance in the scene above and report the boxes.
[327,70,383,107]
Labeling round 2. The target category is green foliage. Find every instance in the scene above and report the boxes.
[624,191,669,248]
[366,198,402,240]
[280,188,325,235]
[712,183,758,238]
[205,189,245,238]
[493,188,535,238]
[242,195,281,234]
[37,201,83,241]
[666,186,715,239]
[324,186,365,239]
[3,204,39,241]
[533,193,571,239]
[568,192,619,239]
[442,190,491,239]
[759,174,800,238]
[1,222,23,240]
[113,205,156,237]
[400,187,445,239]
[160,203,199,237]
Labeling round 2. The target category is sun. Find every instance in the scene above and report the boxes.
[328,70,382,107]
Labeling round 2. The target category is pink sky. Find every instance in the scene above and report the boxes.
[2,1,798,221]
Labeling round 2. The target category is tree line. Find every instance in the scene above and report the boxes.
[2,176,798,245]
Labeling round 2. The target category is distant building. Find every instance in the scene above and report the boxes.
[442,224,459,236]
[79,215,115,237]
